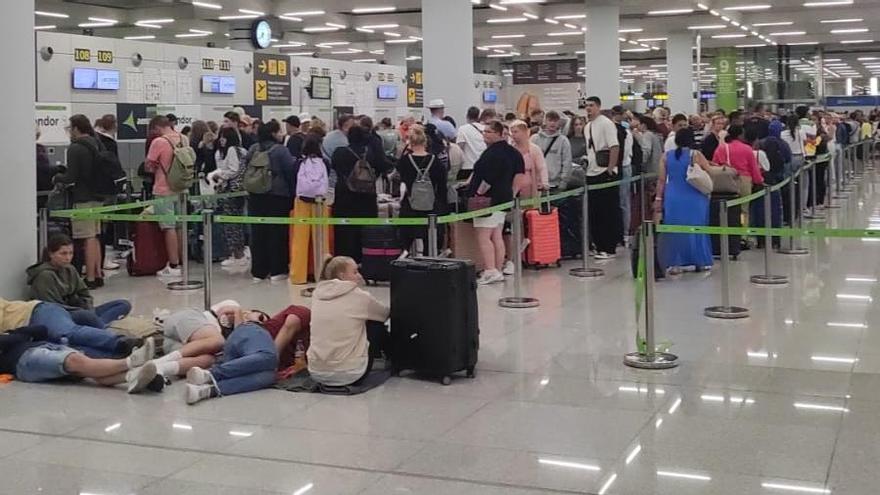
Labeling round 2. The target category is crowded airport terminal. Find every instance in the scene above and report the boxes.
[3,0,880,493]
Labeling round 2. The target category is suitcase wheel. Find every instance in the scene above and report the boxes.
[466,367,476,379]
[441,376,452,386]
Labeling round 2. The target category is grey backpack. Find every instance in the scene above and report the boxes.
[408,154,436,212]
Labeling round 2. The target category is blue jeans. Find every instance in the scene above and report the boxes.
[15,343,77,382]
[69,300,132,328]
[210,323,278,396]
[29,302,123,359]
[619,165,632,236]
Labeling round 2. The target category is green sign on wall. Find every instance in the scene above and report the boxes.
[715,48,738,112]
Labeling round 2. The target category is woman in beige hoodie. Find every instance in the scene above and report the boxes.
[308,257,390,386]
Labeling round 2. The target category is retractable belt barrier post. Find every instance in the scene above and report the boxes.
[704,200,750,319]
[804,158,826,221]
[427,214,439,258]
[167,191,204,291]
[499,198,540,309]
[202,209,214,310]
[569,182,604,278]
[779,167,809,256]
[751,184,788,286]
[625,221,678,369]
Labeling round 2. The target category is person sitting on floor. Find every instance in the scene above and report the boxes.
[0,325,159,393]
[26,233,132,329]
[0,298,143,360]
[308,256,391,387]
[261,305,311,372]
[184,307,280,404]
[150,300,242,379]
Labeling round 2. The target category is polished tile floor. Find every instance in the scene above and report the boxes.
[3,173,879,494]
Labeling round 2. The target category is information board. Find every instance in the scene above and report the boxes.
[253,53,291,104]
[512,59,579,85]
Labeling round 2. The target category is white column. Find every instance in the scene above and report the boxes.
[3,0,35,296]
[584,2,620,106]
[422,0,474,124]
[667,32,695,115]
[384,44,408,67]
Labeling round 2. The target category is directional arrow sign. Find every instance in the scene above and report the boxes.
[258,60,267,73]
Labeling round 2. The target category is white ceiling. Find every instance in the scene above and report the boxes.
[32,0,880,81]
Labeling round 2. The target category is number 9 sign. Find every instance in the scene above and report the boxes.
[719,59,730,73]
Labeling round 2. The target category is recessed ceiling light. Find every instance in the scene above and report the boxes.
[362,23,398,29]
[352,6,397,14]
[619,28,643,33]
[532,41,563,46]
[191,1,222,9]
[492,33,526,38]
[34,25,57,30]
[752,21,793,26]
[688,24,727,30]
[647,9,694,15]
[804,0,853,6]
[303,26,339,32]
[218,14,258,20]
[832,28,869,33]
[841,39,874,44]
[547,31,582,36]
[821,18,864,23]
[723,4,772,10]
[487,17,528,23]
[34,10,69,18]
[284,10,325,16]
[385,38,418,44]
[713,33,748,38]
[124,34,155,39]
[554,14,586,20]
[770,31,807,36]
[238,9,264,15]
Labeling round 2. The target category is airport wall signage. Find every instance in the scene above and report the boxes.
[253,53,291,105]
[407,68,423,108]
[512,59,578,85]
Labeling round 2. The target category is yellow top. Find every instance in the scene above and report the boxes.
[861,122,873,140]
[0,299,41,333]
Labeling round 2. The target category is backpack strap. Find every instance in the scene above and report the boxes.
[543,136,560,157]
[408,154,434,181]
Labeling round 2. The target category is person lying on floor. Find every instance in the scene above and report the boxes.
[260,305,311,371]
[184,307,280,405]
[0,325,159,393]
[26,233,131,329]
[0,298,143,360]
[151,300,241,378]
[308,256,391,388]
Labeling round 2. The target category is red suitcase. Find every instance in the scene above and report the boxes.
[524,204,562,268]
[127,221,168,276]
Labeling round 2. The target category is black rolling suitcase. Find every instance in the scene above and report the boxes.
[556,196,583,259]
[709,192,741,259]
[389,258,479,385]
[361,226,402,284]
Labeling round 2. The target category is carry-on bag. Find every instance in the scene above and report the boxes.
[127,221,168,276]
[389,257,479,385]
[524,192,562,267]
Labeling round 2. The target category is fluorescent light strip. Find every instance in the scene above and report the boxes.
[192,1,222,9]
[538,459,601,471]
[761,482,830,494]
[238,8,265,15]
[532,42,562,46]
[487,17,528,23]
[804,0,853,5]
[77,22,116,27]
[303,26,339,32]
[845,276,877,282]
[811,355,858,364]
[648,9,694,15]
[492,34,526,38]
[794,402,849,412]
[836,293,873,301]
[218,14,258,20]
[547,31,581,36]
[125,35,156,39]
[172,423,193,430]
[668,397,682,414]
[688,24,727,30]
[530,51,558,56]
[554,14,586,20]
[752,21,793,26]
[841,39,874,44]
[34,25,57,30]
[352,6,397,14]
[292,483,314,495]
[362,23,398,29]
[832,28,869,34]
[285,10,325,16]
[657,470,711,481]
[488,3,508,10]
[625,444,642,464]
[385,39,418,43]
[619,28,643,33]
[35,10,69,18]
[723,4,772,10]
[770,31,806,36]
[713,34,748,38]
[137,18,174,24]
[821,18,864,23]
[228,430,253,437]
[104,422,122,432]
[598,473,617,495]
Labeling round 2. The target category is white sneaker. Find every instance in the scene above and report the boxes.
[502,260,516,276]
[397,250,410,261]
[186,366,213,386]
[440,248,453,258]
[488,270,505,284]
[220,256,248,267]
[478,269,505,286]
[126,337,155,369]
[269,274,289,282]
[243,246,252,259]
[103,260,121,271]
[594,251,616,260]
[157,265,181,278]
[251,277,266,284]
[185,383,214,405]
[126,362,158,394]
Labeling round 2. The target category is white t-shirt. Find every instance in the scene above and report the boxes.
[664,133,677,153]
[781,128,808,155]
[456,122,486,171]
[584,114,619,176]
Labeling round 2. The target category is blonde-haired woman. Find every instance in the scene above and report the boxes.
[508,120,549,199]
[399,126,448,255]
[308,256,390,386]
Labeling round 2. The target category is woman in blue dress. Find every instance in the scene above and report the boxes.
[653,128,715,274]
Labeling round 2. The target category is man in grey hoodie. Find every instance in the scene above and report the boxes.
[530,111,573,190]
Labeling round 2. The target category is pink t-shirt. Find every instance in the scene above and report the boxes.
[146,132,183,196]
[713,140,764,185]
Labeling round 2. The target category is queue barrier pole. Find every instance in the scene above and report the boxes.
[499,198,540,309]
[38,207,49,259]
[569,182,604,278]
[202,209,213,310]
[750,185,788,286]
[804,158,826,221]
[704,201,749,319]
[625,221,678,369]
[826,150,842,209]
[779,168,809,256]
[167,191,204,291]
[427,214,439,258]
[832,147,846,201]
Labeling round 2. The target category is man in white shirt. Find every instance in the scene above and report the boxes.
[663,113,690,152]
[584,96,622,259]
[456,106,487,179]
[426,99,458,141]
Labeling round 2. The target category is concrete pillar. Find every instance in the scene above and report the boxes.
[584,2,620,106]
[667,32,695,115]
[422,0,474,124]
[4,0,35,296]
[384,44,407,67]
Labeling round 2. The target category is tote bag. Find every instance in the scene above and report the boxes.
[685,151,713,195]
[708,144,741,194]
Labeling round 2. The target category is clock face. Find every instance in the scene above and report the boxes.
[253,20,272,49]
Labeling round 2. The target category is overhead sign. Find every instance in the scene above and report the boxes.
[218,59,231,71]
[74,48,91,62]
[253,53,291,104]
[512,59,578,85]
[116,103,158,140]
[202,58,214,70]
[97,50,113,64]
[715,48,738,112]
[407,68,423,108]
[825,95,880,106]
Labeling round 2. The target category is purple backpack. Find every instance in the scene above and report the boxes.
[296,156,329,199]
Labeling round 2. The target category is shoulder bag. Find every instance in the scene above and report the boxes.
[685,150,713,195]
[706,144,741,194]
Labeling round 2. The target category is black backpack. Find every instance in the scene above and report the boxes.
[616,123,628,168]
[424,123,451,169]
[86,139,126,196]
[630,134,644,175]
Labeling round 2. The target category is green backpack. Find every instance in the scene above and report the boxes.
[162,136,196,193]
[243,145,277,194]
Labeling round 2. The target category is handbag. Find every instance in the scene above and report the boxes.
[467,195,491,212]
[685,151,713,195]
[708,144,741,194]
[589,122,612,168]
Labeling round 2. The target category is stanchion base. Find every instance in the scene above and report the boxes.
[499,297,541,309]
[300,287,315,298]
[778,247,810,255]
[750,274,789,285]
[841,186,855,192]
[623,352,680,369]
[704,305,750,319]
[569,267,604,278]
[803,214,826,221]
[167,280,204,291]
[824,203,842,209]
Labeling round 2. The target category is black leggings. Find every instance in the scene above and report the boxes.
[351,321,389,385]
[249,194,292,278]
